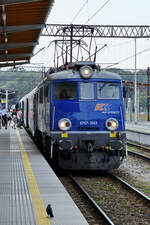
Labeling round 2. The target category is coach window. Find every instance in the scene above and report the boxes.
[54,82,77,100]
[39,87,43,103]
[97,82,120,99]
[36,93,38,104]
[80,82,94,100]
[44,85,49,102]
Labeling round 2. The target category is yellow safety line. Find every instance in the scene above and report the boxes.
[16,129,51,225]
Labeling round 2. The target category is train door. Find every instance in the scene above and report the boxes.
[33,93,38,133]
[26,98,29,128]
[44,84,50,132]
[22,101,24,120]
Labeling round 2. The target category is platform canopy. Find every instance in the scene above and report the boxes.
[0,0,54,67]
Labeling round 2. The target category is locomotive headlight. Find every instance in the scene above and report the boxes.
[105,118,118,131]
[58,118,72,131]
[79,66,93,79]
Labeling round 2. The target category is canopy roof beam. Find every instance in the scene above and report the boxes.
[0,42,38,50]
[0,24,43,34]
[0,0,41,6]
[0,0,54,65]
[0,53,32,60]
[0,60,29,67]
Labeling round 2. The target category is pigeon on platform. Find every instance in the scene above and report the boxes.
[46,204,54,217]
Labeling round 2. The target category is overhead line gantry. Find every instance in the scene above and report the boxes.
[41,24,150,38]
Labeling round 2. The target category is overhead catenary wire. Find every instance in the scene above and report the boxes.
[117,47,150,64]
[32,2,149,70]
[84,0,111,24]
[70,0,88,24]
[31,0,118,67]
[107,39,134,48]
[104,47,150,69]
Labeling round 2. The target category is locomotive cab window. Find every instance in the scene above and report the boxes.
[80,82,94,100]
[54,82,77,100]
[97,82,120,99]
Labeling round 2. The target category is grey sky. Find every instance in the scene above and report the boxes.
[31,0,150,70]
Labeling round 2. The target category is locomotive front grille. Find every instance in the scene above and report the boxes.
[77,127,99,131]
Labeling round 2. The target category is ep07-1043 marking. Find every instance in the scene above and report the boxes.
[80,121,98,125]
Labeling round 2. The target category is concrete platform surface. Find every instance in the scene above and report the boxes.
[0,127,89,225]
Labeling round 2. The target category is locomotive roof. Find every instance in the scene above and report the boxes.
[46,69,121,81]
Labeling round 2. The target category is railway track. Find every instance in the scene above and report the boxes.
[127,141,150,151]
[68,174,114,225]
[128,150,150,162]
[127,140,150,162]
[59,173,114,225]
[109,172,150,202]
[59,172,150,225]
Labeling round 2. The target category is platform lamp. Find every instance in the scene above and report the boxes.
[134,38,138,124]
[0,89,15,111]
[0,89,5,110]
[147,67,150,121]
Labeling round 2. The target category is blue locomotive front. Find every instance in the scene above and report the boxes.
[49,62,126,170]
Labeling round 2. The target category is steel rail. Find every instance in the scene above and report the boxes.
[127,140,150,152]
[109,173,150,202]
[127,140,150,161]
[68,174,114,225]
[128,150,150,162]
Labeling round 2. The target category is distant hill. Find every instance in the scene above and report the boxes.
[107,68,147,83]
[0,67,148,112]
[0,70,42,106]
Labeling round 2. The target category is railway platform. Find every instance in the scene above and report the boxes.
[125,121,150,145]
[0,126,89,225]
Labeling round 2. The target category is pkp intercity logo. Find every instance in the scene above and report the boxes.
[94,103,112,112]
[94,104,105,111]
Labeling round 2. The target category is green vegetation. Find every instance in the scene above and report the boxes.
[108,68,148,113]
[108,68,147,83]
[0,67,148,111]
[97,197,105,205]
[0,70,42,106]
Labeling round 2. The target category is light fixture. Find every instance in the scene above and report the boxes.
[5,37,8,43]
[79,65,93,79]
[58,118,72,131]
[105,118,118,131]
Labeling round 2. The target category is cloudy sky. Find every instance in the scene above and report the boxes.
[31,0,150,70]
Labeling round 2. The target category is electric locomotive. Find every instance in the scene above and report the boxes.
[20,61,127,170]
